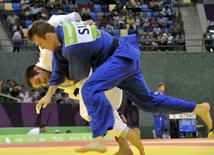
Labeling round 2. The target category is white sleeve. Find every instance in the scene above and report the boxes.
[36,47,53,72]
[73,12,82,22]
[47,12,82,28]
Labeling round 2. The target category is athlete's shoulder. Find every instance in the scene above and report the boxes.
[154,91,159,95]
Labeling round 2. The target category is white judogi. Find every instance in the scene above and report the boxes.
[36,13,127,138]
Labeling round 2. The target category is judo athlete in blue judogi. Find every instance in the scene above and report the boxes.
[29,21,212,153]
[153,83,167,138]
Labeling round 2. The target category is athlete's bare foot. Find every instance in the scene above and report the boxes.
[114,149,133,155]
[127,128,145,155]
[75,136,106,153]
[192,103,212,130]
[152,130,156,139]
[114,137,133,155]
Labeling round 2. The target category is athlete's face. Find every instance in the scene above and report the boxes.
[32,34,57,52]
[29,69,51,88]
[158,86,165,93]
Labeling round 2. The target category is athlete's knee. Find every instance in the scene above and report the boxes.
[81,81,98,100]
[81,83,91,99]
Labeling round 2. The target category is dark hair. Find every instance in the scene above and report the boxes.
[211,127,214,131]
[40,123,48,128]
[164,128,169,132]
[23,64,39,88]
[44,87,48,90]
[179,31,183,35]
[157,83,164,88]
[66,130,72,133]
[27,20,56,42]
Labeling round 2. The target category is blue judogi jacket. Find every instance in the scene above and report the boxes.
[49,22,140,86]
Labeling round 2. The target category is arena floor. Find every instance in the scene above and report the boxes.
[0,138,213,155]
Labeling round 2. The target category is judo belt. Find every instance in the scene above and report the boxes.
[73,88,79,96]
[107,37,119,58]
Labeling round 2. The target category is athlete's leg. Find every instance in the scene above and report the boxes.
[126,128,145,155]
[161,115,167,133]
[117,62,212,129]
[78,54,212,153]
[77,57,138,153]
[108,112,144,155]
[153,114,162,138]
[114,136,133,155]
[112,127,145,155]
[78,87,135,154]
[77,55,147,153]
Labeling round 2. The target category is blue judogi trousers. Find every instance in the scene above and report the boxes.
[81,38,196,138]
[153,114,167,138]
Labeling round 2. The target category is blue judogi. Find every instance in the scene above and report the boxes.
[50,22,196,138]
[154,91,166,96]
[153,91,167,138]
[153,114,167,138]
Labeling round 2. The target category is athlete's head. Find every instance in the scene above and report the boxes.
[24,64,51,88]
[40,123,48,133]
[28,20,59,51]
[157,83,165,93]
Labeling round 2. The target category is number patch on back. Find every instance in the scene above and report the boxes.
[62,22,101,47]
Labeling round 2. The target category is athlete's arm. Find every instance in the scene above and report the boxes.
[36,85,59,114]
[73,12,82,22]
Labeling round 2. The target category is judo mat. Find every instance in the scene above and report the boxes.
[0,138,213,155]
